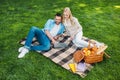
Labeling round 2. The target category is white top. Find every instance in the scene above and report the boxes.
[63,17,84,47]
[63,17,82,37]
[50,24,60,37]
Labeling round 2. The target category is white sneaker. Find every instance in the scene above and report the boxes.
[18,47,24,52]
[18,47,29,58]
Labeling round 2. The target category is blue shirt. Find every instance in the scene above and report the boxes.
[42,19,65,35]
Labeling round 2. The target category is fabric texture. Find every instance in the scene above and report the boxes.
[19,36,104,78]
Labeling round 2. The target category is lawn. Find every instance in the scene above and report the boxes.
[0,0,120,80]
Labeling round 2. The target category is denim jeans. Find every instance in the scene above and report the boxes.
[73,31,102,47]
[24,26,50,51]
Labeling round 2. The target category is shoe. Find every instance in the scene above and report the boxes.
[18,47,24,52]
[18,47,29,58]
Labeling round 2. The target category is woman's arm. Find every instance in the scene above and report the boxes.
[73,18,83,35]
[69,17,83,40]
[74,17,82,32]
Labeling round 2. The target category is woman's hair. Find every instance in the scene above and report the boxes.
[62,7,74,25]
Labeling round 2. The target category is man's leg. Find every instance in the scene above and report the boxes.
[24,26,39,49]
[18,26,50,58]
[30,27,51,51]
[18,26,38,58]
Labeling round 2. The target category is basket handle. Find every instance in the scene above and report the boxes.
[104,52,111,58]
[87,41,91,49]
[96,45,108,54]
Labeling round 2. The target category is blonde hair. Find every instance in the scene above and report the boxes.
[62,7,75,25]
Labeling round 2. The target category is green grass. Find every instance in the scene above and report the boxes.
[0,0,120,80]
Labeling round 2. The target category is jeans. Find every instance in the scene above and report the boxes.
[73,31,102,47]
[24,26,51,51]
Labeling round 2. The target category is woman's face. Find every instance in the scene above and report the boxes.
[63,11,70,19]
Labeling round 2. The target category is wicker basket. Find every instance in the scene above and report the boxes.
[73,41,108,64]
[84,52,104,64]
[83,41,108,64]
[73,50,84,63]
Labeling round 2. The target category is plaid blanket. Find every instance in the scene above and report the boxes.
[19,36,103,78]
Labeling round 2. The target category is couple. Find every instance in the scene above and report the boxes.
[18,7,90,58]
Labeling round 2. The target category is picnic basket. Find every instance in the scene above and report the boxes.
[73,41,108,64]
[73,50,84,63]
[84,51,104,64]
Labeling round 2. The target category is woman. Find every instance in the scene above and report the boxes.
[62,7,102,47]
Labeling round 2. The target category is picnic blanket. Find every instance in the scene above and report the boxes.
[19,36,104,78]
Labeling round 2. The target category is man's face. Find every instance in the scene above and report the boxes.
[54,16,62,25]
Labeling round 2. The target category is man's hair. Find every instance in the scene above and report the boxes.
[55,13,62,17]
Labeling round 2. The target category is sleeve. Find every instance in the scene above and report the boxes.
[44,19,52,31]
[74,17,82,32]
[71,17,83,37]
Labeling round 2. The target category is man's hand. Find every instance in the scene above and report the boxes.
[53,36,59,40]
[51,39,57,44]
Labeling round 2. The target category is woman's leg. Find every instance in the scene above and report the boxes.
[72,31,87,47]
[73,39,90,47]
[73,31,103,47]
[73,32,93,47]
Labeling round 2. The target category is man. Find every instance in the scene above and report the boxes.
[18,13,65,58]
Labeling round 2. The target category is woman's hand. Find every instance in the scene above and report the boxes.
[68,36,74,41]
[70,36,74,40]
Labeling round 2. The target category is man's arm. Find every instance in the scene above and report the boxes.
[45,30,56,44]
[53,34,63,40]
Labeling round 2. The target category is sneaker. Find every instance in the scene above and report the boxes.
[18,47,24,52]
[18,47,29,58]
